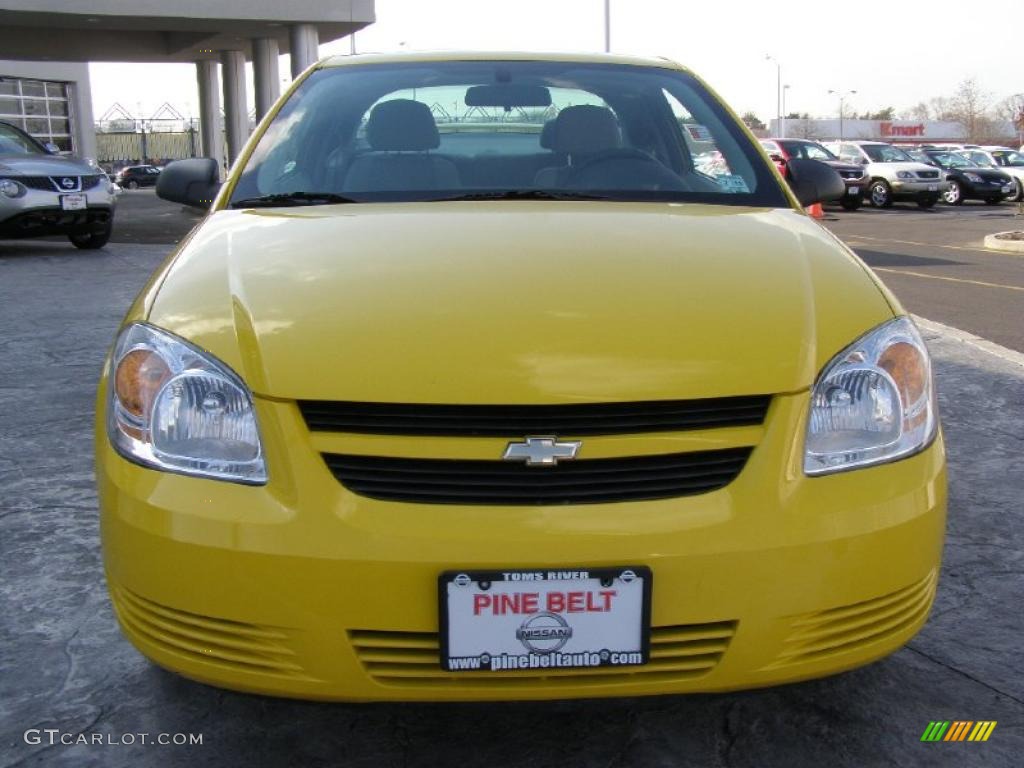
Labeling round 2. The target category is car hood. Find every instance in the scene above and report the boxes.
[821,160,865,173]
[146,202,895,403]
[866,161,939,174]
[0,153,97,176]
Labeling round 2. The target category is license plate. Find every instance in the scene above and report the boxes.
[927,185,937,192]
[440,567,651,673]
[848,186,859,194]
[60,194,87,211]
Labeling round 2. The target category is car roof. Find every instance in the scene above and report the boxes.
[320,50,687,72]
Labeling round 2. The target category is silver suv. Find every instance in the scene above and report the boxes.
[827,140,948,209]
[0,121,116,248]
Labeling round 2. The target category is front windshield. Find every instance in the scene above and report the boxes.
[959,151,995,168]
[926,152,971,169]
[230,60,786,207]
[861,144,914,163]
[994,151,1024,167]
[0,123,46,156]
[778,140,836,161]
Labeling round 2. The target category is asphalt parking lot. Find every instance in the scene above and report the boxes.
[2,194,1023,767]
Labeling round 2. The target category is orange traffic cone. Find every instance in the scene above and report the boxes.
[806,203,824,219]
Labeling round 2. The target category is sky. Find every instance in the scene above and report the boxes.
[89,0,1022,124]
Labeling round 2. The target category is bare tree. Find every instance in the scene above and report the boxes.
[945,78,993,142]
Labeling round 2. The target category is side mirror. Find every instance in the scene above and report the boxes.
[44,142,60,154]
[155,158,221,209]
[769,153,785,163]
[787,158,845,207]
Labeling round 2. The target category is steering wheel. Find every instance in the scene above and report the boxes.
[564,148,691,191]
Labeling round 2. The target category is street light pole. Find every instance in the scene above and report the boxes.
[765,55,781,137]
[828,89,857,141]
[604,0,611,53]
[781,84,790,138]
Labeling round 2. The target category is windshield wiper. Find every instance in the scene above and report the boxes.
[229,192,359,208]
[428,190,612,202]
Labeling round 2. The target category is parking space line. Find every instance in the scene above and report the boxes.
[873,267,1024,292]
[849,234,1018,256]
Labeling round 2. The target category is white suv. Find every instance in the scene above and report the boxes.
[827,141,949,209]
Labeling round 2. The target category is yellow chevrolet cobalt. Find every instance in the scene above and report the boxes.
[96,52,946,701]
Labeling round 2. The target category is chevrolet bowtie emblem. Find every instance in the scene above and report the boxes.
[502,436,581,466]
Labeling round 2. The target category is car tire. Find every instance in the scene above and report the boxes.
[917,196,938,209]
[943,181,963,205]
[126,179,139,190]
[69,221,112,250]
[1012,179,1024,202]
[869,180,893,208]
[840,197,862,211]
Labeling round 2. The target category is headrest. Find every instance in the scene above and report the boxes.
[366,99,440,151]
[539,120,557,150]
[551,105,621,154]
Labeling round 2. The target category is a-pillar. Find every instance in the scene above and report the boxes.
[194,59,224,174]
[220,49,249,165]
[289,23,319,79]
[252,37,280,120]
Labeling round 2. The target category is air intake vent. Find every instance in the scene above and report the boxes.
[350,621,736,688]
[299,395,770,437]
[322,447,752,505]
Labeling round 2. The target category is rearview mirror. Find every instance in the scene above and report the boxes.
[155,158,221,209]
[787,158,845,207]
[465,84,552,108]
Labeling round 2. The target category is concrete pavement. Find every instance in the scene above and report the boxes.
[0,238,1022,767]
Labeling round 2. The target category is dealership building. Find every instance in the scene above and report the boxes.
[0,0,375,167]
[767,118,1018,145]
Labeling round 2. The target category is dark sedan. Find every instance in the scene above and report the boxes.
[114,164,161,190]
[760,138,868,209]
[917,150,1013,205]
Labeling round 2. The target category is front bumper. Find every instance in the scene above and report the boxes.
[1,184,115,238]
[97,384,947,702]
[890,179,948,197]
[963,179,1014,200]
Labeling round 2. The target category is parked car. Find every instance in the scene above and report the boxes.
[954,149,1024,201]
[915,149,1013,205]
[0,120,116,248]
[760,138,868,209]
[828,140,948,208]
[99,52,943,702]
[114,164,161,189]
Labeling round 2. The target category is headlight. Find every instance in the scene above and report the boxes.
[107,323,267,484]
[804,317,937,476]
[0,178,25,198]
[963,173,983,183]
[896,171,914,180]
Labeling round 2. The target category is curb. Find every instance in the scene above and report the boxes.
[984,231,1024,254]
[914,315,1024,369]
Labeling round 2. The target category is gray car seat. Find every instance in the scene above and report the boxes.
[342,99,460,193]
[533,105,622,188]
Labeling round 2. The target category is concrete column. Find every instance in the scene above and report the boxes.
[289,23,320,79]
[195,60,224,173]
[220,49,249,165]
[252,37,281,120]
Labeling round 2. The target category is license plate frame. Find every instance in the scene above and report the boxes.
[60,193,87,211]
[439,566,652,673]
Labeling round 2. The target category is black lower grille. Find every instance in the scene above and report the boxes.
[917,171,939,179]
[299,396,770,437]
[323,447,752,505]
